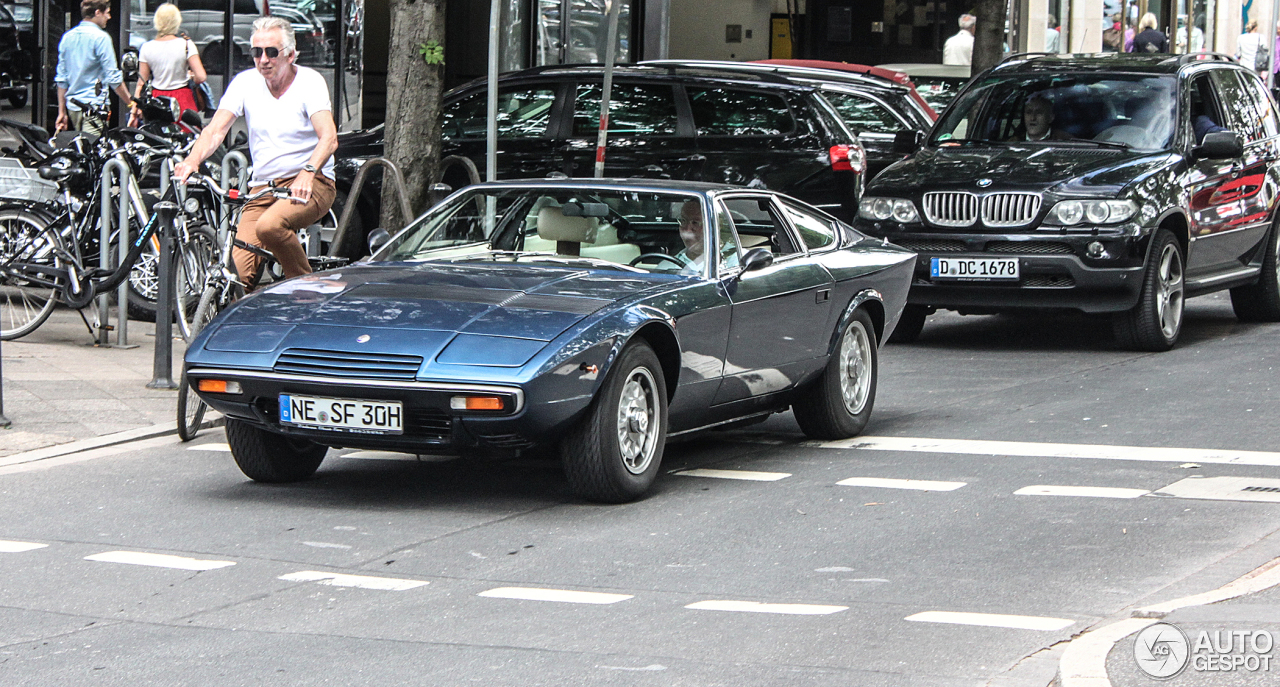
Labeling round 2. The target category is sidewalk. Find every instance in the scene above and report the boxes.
[0,307,188,458]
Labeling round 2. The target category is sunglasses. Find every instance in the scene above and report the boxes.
[250,46,285,59]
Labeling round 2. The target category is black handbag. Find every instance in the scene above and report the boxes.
[183,35,210,113]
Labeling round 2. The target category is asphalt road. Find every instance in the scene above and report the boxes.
[1,292,1278,686]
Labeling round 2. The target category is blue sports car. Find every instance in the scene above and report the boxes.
[185,180,915,502]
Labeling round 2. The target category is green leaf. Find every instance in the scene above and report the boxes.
[419,40,445,66]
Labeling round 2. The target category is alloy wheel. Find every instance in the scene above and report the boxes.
[1156,243,1184,340]
[615,367,659,475]
[839,320,873,415]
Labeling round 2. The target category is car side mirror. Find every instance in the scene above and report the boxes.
[367,228,391,255]
[740,247,774,274]
[893,130,925,154]
[1193,131,1243,160]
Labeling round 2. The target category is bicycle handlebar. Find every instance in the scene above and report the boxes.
[182,173,290,203]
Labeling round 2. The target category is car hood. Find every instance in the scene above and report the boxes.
[197,262,671,369]
[872,145,1173,196]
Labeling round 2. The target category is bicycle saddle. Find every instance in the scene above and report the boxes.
[38,164,87,181]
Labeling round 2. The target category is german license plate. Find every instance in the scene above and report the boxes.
[279,394,403,434]
[930,257,1019,280]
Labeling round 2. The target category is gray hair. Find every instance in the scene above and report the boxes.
[252,15,296,55]
[959,14,976,31]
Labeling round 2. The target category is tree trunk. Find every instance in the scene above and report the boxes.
[381,0,446,232]
[971,0,1008,74]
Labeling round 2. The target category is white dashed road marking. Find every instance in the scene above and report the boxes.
[674,468,791,481]
[186,443,230,452]
[0,540,48,553]
[905,611,1074,631]
[1014,485,1150,499]
[478,587,633,605]
[85,551,236,571]
[808,436,1280,467]
[1154,476,1280,503]
[685,600,848,615]
[836,477,967,491]
[278,571,428,591]
[302,541,353,550]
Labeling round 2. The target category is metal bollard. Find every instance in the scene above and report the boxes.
[0,334,10,427]
[146,201,180,390]
[97,159,132,347]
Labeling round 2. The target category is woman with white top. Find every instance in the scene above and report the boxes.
[1237,20,1265,77]
[129,3,207,126]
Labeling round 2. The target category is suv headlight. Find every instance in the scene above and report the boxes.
[1044,199,1137,226]
[859,196,919,223]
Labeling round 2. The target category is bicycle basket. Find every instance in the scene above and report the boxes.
[0,160,57,203]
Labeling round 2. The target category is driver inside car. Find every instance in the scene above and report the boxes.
[674,200,739,275]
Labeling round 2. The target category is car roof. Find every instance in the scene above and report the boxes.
[989,52,1240,76]
[451,63,820,95]
[755,59,913,86]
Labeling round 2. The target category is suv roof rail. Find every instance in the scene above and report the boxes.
[1164,51,1237,66]
[998,52,1056,65]
[642,59,899,89]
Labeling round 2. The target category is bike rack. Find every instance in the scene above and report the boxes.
[97,158,139,349]
[328,157,414,258]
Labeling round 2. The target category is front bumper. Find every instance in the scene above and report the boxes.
[187,367,588,455]
[859,228,1148,313]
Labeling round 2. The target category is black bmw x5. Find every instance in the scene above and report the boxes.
[855,53,1280,350]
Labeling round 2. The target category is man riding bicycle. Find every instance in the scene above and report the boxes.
[173,15,337,291]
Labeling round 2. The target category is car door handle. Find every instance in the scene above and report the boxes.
[815,289,830,304]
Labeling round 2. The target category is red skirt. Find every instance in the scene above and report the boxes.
[153,86,198,116]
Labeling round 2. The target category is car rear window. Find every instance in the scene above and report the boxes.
[687,88,795,137]
[572,83,680,136]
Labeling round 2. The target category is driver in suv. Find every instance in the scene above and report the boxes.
[857,53,1280,351]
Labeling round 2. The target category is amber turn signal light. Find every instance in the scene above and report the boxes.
[450,396,505,411]
[196,379,242,394]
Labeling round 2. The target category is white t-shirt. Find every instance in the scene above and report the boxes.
[218,66,334,184]
[139,37,199,90]
[943,30,974,66]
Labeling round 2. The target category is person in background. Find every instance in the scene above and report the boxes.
[1103,14,1124,52]
[130,3,207,127]
[1130,13,1168,54]
[54,0,135,133]
[943,14,975,66]
[1045,15,1061,54]
[1238,20,1265,77]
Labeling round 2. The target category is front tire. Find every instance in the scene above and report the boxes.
[1230,224,1280,321]
[226,419,327,482]
[561,341,668,503]
[1113,229,1184,351]
[793,308,879,439]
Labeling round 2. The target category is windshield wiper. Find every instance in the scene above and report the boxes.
[1063,138,1130,149]
[937,138,1011,146]
[448,250,646,273]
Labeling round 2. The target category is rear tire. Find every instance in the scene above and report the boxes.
[888,304,927,343]
[226,419,327,482]
[793,308,878,440]
[1113,229,1183,351]
[0,208,64,340]
[1230,224,1280,321]
[176,373,207,442]
[561,341,667,503]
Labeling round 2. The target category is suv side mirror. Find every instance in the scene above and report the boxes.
[367,228,391,255]
[740,247,774,274]
[1193,131,1244,160]
[893,130,925,155]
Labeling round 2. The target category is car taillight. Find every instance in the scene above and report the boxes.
[829,144,865,173]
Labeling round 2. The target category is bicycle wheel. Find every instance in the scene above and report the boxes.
[176,371,207,442]
[0,208,65,341]
[191,276,243,338]
[176,224,219,342]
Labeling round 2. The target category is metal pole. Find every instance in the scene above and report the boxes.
[97,159,134,347]
[0,334,10,427]
[146,201,180,390]
[593,0,623,178]
[116,167,135,348]
[485,0,501,236]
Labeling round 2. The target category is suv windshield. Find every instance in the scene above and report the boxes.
[932,73,1177,150]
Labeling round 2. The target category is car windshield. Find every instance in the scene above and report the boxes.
[931,73,1177,150]
[380,188,709,274]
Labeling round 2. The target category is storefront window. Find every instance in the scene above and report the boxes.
[536,0,632,66]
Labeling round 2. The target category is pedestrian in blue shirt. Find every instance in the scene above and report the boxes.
[55,0,135,133]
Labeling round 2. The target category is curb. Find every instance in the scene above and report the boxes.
[0,416,225,468]
[1057,557,1280,686]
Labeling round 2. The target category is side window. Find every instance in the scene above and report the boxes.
[721,197,801,256]
[713,200,743,273]
[824,92,907,134]
[572,83,679,137]
[1240,72,1280,139]
[687,88,794,136]
[1187,74,1227,145]
[1211,71,1264,142]
[781,201,837,251]
[441,87,558,141]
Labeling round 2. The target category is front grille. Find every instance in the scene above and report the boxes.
[894,238,966,253]
[275,348,424,381]
[922,192,978,227]
[980,193,1041,227]
[986,241,1074,255]
[1022,275,1076,287]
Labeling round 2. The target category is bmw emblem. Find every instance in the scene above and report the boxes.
[977,178,993,188]
[356,334,371,343]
